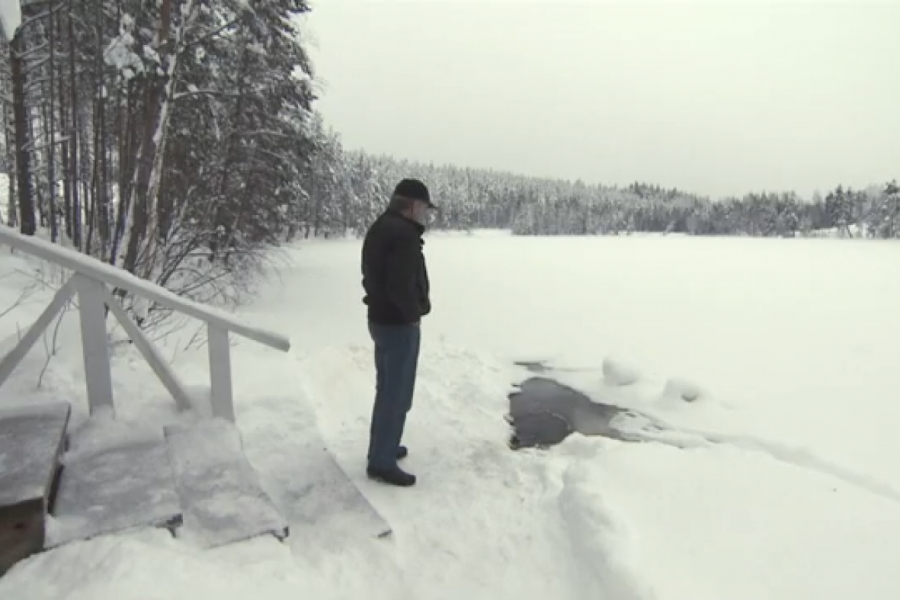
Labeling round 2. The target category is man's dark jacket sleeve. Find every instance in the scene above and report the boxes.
[384,233,423,324]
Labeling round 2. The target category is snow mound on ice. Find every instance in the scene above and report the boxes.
[602,357,640,386]
[662,377,704,402]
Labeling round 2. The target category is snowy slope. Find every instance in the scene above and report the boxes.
[1,231,899,599]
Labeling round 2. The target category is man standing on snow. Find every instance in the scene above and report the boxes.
[361,178,435,487]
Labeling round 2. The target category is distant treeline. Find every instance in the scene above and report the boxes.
[307,148,899,240]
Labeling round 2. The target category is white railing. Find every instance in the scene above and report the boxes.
[0,224,291,422]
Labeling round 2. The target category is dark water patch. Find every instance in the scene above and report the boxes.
[507,377,651,449]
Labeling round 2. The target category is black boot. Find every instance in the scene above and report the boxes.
[367,446,409,462]
[366,464,416,487]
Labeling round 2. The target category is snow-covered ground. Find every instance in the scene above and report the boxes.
[1,230,900,600]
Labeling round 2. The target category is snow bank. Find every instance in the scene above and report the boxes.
[571,440,900,600]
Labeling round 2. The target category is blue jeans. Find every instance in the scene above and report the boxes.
[367,321,421,470]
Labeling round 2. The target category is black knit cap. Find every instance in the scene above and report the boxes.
[393,178,436,208]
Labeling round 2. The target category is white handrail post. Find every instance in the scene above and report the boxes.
[0,276,76,391]
[74,274,114,414]
[208,324,234,422]
[102,286,193,413]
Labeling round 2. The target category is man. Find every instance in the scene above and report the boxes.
[361,178,435,487]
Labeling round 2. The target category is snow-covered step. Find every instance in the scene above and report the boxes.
[0,401,70,575]
[164,420,288,549]
[48,435,183,548]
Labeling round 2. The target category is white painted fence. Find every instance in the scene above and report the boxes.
[0,225,291,422]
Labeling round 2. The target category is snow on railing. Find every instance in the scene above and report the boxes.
[0,224,291,422]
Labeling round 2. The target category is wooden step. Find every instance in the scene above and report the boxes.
[164,420,288,549]
[48,433,183,548]
[0,401,70,576]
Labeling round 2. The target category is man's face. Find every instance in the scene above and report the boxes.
[410,200,432,226]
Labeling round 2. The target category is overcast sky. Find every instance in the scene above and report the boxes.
[303,0,899,200]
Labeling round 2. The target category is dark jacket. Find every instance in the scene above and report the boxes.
[361,209,431,325]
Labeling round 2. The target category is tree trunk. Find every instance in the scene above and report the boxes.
[67,11,80,249]
[9,33,35,235]
[121,0,177,277]
[47,0,58,243]
[3,101,17,227]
